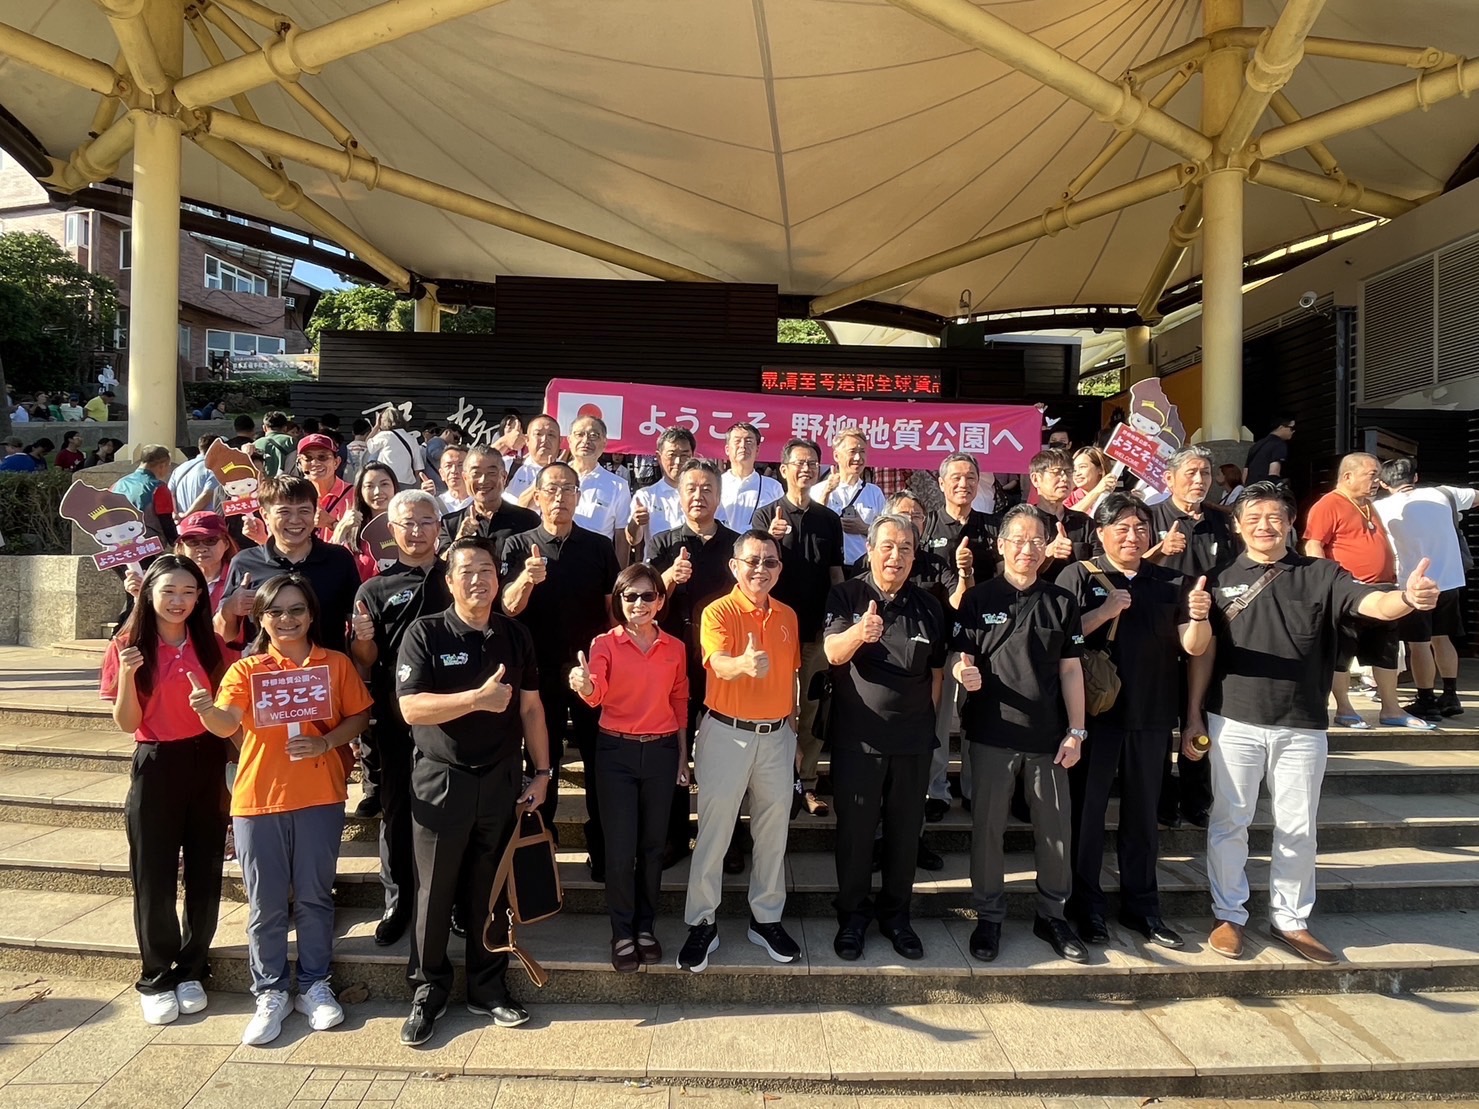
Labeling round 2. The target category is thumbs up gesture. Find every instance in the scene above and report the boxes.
[568,650,594,696]
[672,546,693,584]
[352,600,375,642]
[187,671,214,715]
[738,632,770,679]
[116,645,144,680]
[243,513,267,545]
[955,652,982,692]
[1161,519,1188,555]
[1046,521,1073,560]
[523,547,548,586]
[954,534,974,575]
[1187,574,1211,622]
[860,599,884,643]
[768,505,790,540]
[228,573,256,618]
[631,498,650,530]
[1405,556,1439,611]
[476,663,513,713]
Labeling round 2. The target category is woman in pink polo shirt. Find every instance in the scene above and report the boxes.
[100,554,234,1027]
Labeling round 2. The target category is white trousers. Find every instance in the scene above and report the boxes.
[1206,712,1327,932]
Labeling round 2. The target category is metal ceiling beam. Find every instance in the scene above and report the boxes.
[1246,160,1418,218]
[1128,30,1458,86]
[0,21,127,96]
[1268,91,1339,175]
[199,108,717,282]
[173,0,515,109]
[1063,65,1195,200]
[808,162,1197,317]
[184,12,283,170]
[882,0,1213,163]
[209,0,287,33]
[42,112,136,192]
[92,0,169,96]
[1136,184,1202,321]
[1217,0,1326,156]
[87,52,126,137]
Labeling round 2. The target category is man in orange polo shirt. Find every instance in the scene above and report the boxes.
[678,529,802,972]
[1304,453,1433,730]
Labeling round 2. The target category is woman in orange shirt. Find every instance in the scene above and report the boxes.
[569,563,689,972]
[102,554,233,1027]
[191,573,372,1048]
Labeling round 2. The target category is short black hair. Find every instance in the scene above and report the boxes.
[732,529,779,559]
[233,414,255,433]
[264,410,288,430]
[1381,457,1416,487]
[1093,492,1151,530]
[1233,480,1296,522]
[1000,502,1049,541]
[780,437,820,465]
[352,417,371,435]
[300,417,320,434]
[1272,412,1296,430]
[446,536,499,571]
[320,413,340,428]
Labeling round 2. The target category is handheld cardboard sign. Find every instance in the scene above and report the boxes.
[58,481,165,571]
[204,438,264,516]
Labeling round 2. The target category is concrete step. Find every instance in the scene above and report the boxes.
[49,639,109,660]
[1,888,1476,1012]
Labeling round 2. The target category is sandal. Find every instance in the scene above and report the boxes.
[1332,714,1371,729]
[635,932,662,965]
[1378,713,1436,731]
[611,937,640,973]
[803,790,831,817]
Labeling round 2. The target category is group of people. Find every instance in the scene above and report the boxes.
[97,405,1457,1053]
[9,388,112,424]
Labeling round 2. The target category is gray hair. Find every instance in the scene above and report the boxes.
[387,489,439,518]
[938,451,979,480]
[570,413,608,438]
[867,513,917,547]
[1167,444,1213,473]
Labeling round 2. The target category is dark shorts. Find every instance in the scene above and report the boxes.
[1337,618,1400,671]
[1396,588,1465,643]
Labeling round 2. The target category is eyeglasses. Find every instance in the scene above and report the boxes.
[263,604,309,619]
[390,519,437,533]
[785,459,819,470]
[1039,468,1070,479]
[182,536,222,547]
[539,484,579,498]
[621,590,659,604]
[1001,537,1046,550]
[736,556,782,570]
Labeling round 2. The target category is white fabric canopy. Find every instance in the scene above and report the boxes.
[3,0,1476,318]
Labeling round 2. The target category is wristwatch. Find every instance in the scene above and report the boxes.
[532,768,553,778]
[1066,727,1088,740]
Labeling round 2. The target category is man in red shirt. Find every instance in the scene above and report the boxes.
[1303,453,1432,730]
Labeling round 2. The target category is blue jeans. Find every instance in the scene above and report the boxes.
[234,803,345,994]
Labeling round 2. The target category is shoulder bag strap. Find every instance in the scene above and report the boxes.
[1225,564,1286,621]
[985,589,1046,662]
[1079,560,1122,642]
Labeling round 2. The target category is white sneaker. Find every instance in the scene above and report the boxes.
[294,980,344,1032]
[139,990,179,1026]
[175,980,207,1015]
[241,989,291,1046]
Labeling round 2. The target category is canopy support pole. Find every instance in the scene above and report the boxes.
[1217,0,1326,155]
[1246,160,1416,218]
[127,108,185,453]
[414,284,441,332]
[42,113,137,192]
[1136,184,1202,322]
[1124,325,1155,385]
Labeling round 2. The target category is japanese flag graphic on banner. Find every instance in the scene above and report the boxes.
[555,392,625,440]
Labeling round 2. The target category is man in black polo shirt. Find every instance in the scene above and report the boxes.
[349,489,451,947]
[824,513,945,962]
[1243,413,1295,485]
[757,437,843,816]
[396,538,550,1044]
[1055,494,1211,951]
[1029,448,1097,576]
[439,445,540,556]
[1186,481,1438,966]
[917,452,998,817]
[217,475,360,650]
[501,461,621,872]
[951,503,1088,965]
[1145,444,1237,828]
[648,459,738,865]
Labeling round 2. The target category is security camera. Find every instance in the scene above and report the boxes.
[1298,291,1318,310]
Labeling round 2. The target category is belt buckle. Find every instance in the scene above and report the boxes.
[755,721,773,734]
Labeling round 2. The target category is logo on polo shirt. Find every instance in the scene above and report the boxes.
[387,588,415,607]
[397,664,411,682]
[929,537,949,549]
[1218,584,1249,599]
[981,612,1008,625]
[1091,586,1108,598]
[438,652,470,667]
[910,633,932,643]
[952,621,962,636]
[1072,634,1085,645]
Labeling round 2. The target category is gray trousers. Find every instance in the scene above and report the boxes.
[968,744,1071,923]
[234,802,345,994]
[684,714,796,926]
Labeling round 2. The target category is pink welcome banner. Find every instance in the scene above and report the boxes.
[543,378,1042,469]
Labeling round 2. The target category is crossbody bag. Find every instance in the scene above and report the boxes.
[482,810,563,988]
[1078,561,1123,716]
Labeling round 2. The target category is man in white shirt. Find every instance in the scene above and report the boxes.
[435,443,471,514]
[569,414,632,562]
[717,421,782,533]
[821,427,887,568]
[1376,457,1475,720]
[625,426,694,554]
[504,415,561,507]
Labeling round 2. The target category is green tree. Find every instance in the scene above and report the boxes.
[389,300,494,334]
[778,318,830,344]
[305,285,400,348]
[0,231,117,394]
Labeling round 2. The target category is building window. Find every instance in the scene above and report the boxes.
[119,227,131,269]
[65,212,90,249]
[178,325,190,359]
[115,308,129,350]
[205,329,284,359]
[204,255,268,295]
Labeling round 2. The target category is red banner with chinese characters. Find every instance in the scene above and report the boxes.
[544,378,1040,469]
[1104,424,1174,493]
[249,665,335,730]
[760,368,941,398]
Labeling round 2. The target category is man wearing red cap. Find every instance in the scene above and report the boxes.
[298,433,353,541]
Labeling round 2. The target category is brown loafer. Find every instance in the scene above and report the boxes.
[635,932,662,965]
[1269,926,1338,965]
[803,790,831,817]
[1209,920,1244,959]
[611,937,640,973]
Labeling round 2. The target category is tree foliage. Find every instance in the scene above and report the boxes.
[389,300,495,335]
[778,318,831,344]
[0,232,118,395]
[307,285,495,347]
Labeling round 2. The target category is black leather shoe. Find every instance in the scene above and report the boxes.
[660,843,690,870]
[587,855,606,883]
[915,842,944,872]
[924,798,950,824]
[1182,809,1209,829]
[1157,810,1183,829]
[469,1000,530,1027]
[961,797,972,813]
[1033,915,1088,963]
[881,924,924,961]
[1079,913,1110,945]
[1120,912,1184,949]
[722,845,745,875]
[449,905,466,939]
[354,794,382,818]
[969,920,1001,962]
[833,925,865,961]
[400,1000,446,1046]
[374,910,409,947]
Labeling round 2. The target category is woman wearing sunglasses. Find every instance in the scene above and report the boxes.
[568,563,690,971]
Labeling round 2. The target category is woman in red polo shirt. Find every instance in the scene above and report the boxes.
[100,554,234,1028]
[331,461,398,580]
[569,563,689,972]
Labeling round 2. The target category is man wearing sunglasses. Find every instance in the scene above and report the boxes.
[678,530,802,972]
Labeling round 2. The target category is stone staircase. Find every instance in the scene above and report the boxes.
[0,643,1476,1096]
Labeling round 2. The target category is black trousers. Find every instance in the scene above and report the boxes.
[124,735,229,994]
[833,744,931,931]
[537,683,600,856]
[1160,662,1211,820]
[371,722,415,917]
[666,666,706,856]
[595,731,679,938]
[408,754,521,1010]
[1069,724,1167,919]
[359,726,382,802]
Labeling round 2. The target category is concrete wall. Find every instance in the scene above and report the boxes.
[9,421,238,457]
[0,555,119,646]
